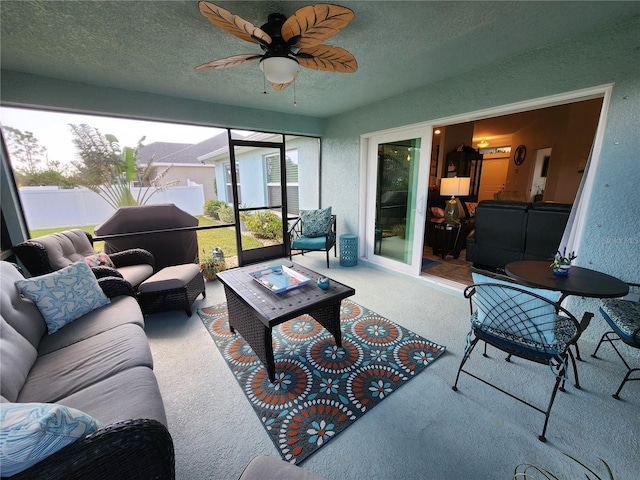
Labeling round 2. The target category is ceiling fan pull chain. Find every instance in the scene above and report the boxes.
[263,74,268,95]
[293,80,297,107]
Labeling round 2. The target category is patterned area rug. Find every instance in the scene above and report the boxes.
[198,299,445,465]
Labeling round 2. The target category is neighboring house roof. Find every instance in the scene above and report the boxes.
[138,133,233,166]
[137,142,192,163]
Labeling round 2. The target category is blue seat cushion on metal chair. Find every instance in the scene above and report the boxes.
[292,236,328,250]
[471,311,576,357]
[599,299,640,344]
[471,272,561,345]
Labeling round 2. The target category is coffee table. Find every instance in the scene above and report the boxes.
[216,261,355,382]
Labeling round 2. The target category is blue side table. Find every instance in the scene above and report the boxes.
[340,234,358,267]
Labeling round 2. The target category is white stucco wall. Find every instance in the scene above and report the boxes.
[321,15,640,285]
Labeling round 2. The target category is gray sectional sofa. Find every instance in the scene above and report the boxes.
[0,261,173,479]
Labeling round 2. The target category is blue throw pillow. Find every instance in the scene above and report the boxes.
[15,261,110,334]
[471,272,561,346]
[300,207,332,238]
[0,402,103,476]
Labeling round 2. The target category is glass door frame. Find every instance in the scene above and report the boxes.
[361,125,431,276]
[228,132,289,266]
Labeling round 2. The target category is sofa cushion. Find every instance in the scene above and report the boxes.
[17,324,153,403]
[116,264,155,288]
[58,366,167,427]
[34,230,96,270]
[300,208,332,238]
[0,262,46,349]
[0,402,102,476]
[0,317,38,402]
[37,296,144,357]
[239,455,326,480]
[15,261,110,335]
[471,272,561,346]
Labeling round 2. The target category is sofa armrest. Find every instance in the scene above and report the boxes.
[5,419,174,480]
[465,231,477,262]
[98,276,136,298]
[91,266,123,280]
[110,249,155,270]
[12,241,55,277]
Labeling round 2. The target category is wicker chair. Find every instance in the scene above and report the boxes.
[452,273,587,442]
[591,282,640,399]
[289,210,337,268]
[13,229,154,289]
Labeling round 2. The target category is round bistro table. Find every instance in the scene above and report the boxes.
[505,261,629,300]
[505,261,629,344]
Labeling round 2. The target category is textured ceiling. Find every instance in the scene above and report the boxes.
[1,1,639,118]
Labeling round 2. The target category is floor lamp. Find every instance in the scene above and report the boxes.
[440,177,471,224]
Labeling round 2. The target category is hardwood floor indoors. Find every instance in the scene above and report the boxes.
[421,246,473,285]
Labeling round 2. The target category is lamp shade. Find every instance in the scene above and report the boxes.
[440,177,470,197]
[259,57,299,84]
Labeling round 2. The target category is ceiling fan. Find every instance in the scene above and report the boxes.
[196,1,357,90]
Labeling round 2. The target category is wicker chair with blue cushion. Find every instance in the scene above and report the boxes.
[591,283,640,399]
[452,272,587,442]
[289,208,336,268]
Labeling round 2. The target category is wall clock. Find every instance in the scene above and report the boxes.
[514,144,526,165]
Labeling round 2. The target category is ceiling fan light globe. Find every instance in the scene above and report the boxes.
[259,57,299,84]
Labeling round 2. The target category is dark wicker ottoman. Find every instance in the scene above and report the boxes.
[137,264,205,316]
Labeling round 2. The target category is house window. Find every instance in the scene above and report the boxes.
[225,163,241,204]
[265,150,299,214]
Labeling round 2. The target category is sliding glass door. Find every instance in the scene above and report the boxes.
[364,127,430,274]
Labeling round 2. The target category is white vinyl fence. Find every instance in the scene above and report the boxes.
[19,185,205,230]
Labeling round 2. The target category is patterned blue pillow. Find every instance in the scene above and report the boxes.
[0,402,103,476]
[15,261,110,334]
[300,207,332,238]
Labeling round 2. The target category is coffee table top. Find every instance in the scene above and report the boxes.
[505,261,629,299]
[217,260,355,326]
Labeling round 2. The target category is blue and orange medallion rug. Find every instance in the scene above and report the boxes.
[198,299,445,464]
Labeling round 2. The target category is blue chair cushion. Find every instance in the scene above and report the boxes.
[300,208,331,238]
[599,299,640,345]
[292,236,328,251]
[471,272,561,346]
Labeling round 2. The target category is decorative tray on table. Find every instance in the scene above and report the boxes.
[249,265,311,294]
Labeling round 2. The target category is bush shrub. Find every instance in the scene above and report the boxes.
[204,199,228,219]
[243,210,282,239]
[218,206,235,223]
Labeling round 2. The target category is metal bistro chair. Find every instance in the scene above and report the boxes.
[591,282,640,399]
[289,208,337,268]
[452,274,587,442]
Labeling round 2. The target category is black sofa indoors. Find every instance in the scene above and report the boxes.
[466,200,572,270]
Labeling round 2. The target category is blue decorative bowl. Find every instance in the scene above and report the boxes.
[317,276,330,290]
[553,265,570,276]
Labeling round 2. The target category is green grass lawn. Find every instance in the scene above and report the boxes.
[29,215,262,259]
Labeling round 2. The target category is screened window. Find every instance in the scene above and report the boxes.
[225,162,241,204]
[265,150,299,214]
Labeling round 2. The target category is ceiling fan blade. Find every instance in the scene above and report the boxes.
[281,4,354,49]
[270,71,299,91]
[199,1,272,46]
[297,45,357,73]
[196,54,262,70]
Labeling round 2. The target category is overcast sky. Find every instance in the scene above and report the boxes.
[0,107,222,166]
